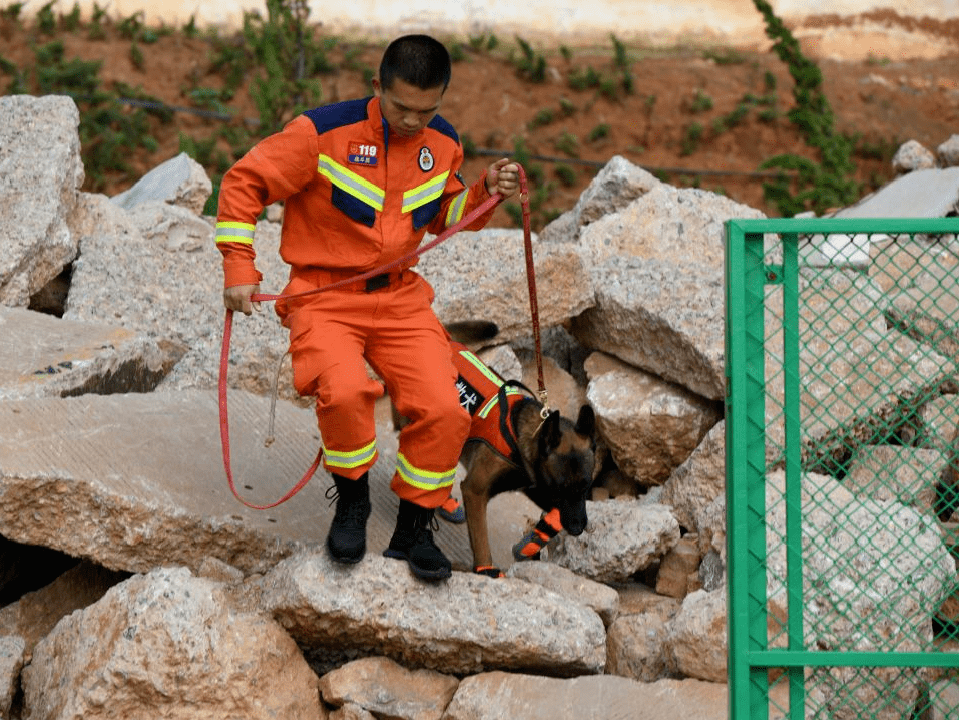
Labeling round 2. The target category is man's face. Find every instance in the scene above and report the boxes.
[373,77,445,139]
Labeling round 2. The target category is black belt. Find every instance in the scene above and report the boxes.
[364,273,392,292]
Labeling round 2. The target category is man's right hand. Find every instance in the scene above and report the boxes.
[223,284,261,316]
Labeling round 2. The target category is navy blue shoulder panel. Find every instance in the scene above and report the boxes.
[427,114,459,144]
[303,97,371,135]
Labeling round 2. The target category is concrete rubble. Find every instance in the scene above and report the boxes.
[1,94,958,718]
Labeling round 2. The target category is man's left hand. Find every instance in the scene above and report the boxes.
[485,158,520,198]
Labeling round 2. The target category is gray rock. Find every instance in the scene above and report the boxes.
[22,566,322,720]
[0,306,183,400]
[507,560,620,627]
[891,139,937,173]
[575,183,764,270]
[258,550,607,676]
[605,613,669,681]
[549,500,680,583]
[572,256,726,401]
[834,167,959,218]
[111,151,212,215]
[0,635,24,719]
[0,390,328,575]
[63,195,292,399]
[540,155,661,243]
[661,420,727,533]
[586,358,721,486]
[937,134,959,167]
[662,588,727,683]
[765,471,955,718]
[443,672,730,720]
[0,95,83,306]
[0,561,126,664]
[844,444,946,515]
[318,656,457,720]
[418,231,594,343]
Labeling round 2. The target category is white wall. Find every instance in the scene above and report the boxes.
[9,0,959,45]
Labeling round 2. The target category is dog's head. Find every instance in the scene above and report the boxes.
[532,404,596,536]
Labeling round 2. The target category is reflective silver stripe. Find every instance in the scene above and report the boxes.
[323,439,378,469]
[478,387,525,419]
[318,154,385,211]
[215,222,256,245]
[445,188,468,227]
[402,171,449,214]
[395,451,456,490]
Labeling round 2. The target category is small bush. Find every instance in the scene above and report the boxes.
[587,123,610,143]
[686,89,713,113]
[554,163,577,187]
[680,122,703,156]
[554,131,579,157]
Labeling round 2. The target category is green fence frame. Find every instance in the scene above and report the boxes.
[725,218,959,719]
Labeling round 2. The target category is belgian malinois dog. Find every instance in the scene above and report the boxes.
[396,322,597,576]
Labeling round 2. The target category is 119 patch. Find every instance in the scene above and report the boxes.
[348,142,379,166]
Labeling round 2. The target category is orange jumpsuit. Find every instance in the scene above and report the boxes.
[215,96,497,507]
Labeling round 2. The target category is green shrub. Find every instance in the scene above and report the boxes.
[587,123,610,142]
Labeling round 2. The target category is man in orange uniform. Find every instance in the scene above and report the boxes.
[215,35,519,581]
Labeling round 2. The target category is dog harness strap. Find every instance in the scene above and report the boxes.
[473,565,504,578]
[497,381,538,467]
[513,508,563,559]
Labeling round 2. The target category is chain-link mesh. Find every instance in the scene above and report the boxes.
[726,219,959,719]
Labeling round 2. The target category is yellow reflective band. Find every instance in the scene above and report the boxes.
[215,221,256,245]
[318,154,385,211]
[445,188,468,227]
[402,171,450,214]
[477,387,526,420]
[323,439,377,469]
[460,349,502,388]
[395,452,456,490]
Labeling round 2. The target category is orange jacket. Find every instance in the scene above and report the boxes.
[215,96,495,288]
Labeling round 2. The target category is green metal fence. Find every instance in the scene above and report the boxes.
[725,218,959,719]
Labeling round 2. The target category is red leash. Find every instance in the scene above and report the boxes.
[219,166,543,509]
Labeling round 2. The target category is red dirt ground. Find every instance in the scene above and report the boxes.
[2,9,958,227]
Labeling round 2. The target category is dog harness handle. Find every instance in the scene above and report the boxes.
[219,165,544,510]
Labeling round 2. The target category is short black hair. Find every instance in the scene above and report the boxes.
[379,35,451,91]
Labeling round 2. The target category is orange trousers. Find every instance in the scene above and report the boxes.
[276,269,470,508]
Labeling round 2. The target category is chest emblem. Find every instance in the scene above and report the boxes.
[418,147,435,172]
[348,142,379,166]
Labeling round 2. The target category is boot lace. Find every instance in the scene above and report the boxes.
[325,485,369,525]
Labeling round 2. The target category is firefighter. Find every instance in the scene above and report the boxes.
[215,35,519,581]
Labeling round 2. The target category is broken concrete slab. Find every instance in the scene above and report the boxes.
[0,389,523,576]
[0,306,183,400]
[418,232,595,343]
[835,167,959,219]
[257,550,607,676]
[110,151,212,215]
[0,95,84,306]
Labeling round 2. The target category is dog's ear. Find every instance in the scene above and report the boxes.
[539,409,562,451]
[574,404,595,437]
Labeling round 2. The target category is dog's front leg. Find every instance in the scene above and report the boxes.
[461,463,500,576]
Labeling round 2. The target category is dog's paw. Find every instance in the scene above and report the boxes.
[473,565,504,578]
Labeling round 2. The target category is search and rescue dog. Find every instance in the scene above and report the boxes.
[393,321,597,577]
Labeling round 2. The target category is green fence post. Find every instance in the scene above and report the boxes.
[726,220,771,718]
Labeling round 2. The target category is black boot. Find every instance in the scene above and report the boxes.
[383,499,452,580]
[325,473,371,564]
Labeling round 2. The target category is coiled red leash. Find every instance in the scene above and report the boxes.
[219,165,543,509]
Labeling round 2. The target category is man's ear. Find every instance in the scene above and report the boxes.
[371,77,381,95]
